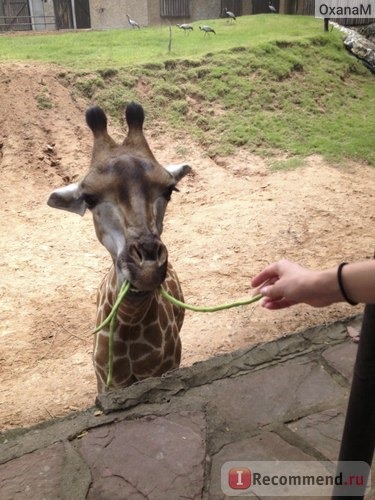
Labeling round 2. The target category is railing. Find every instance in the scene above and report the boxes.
[0,15,55,32]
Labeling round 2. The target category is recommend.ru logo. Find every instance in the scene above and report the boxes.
[222,461,371,496]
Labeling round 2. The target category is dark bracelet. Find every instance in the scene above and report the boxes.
[337,262,358,306]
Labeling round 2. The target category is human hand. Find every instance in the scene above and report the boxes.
[251,259,339,309]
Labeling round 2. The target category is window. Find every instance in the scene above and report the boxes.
[160,0,190,18]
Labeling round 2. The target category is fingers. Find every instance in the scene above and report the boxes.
[259,278,284,300]
[252,260,296,310]
[252,277,277,296]
[261,296,296,310]
[252,260,303,310]
[251,262,281,288]
[251,259,294,287]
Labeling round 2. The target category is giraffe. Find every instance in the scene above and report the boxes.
[47,102,191,393]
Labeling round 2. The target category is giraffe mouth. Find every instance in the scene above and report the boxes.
[129,286,148,294]
[123,258,168,295]
[127,283,154,297]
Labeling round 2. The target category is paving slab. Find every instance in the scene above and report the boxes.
[0,442,91,500]
[287,407,346,462]
[287,406,375,498]
[77,411,206,500]
[322,341,358,381]
[209,431,334,500]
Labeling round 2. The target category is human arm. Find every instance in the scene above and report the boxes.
[251,259,375,310]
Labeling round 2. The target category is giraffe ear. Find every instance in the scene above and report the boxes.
[165,163,192,182]
[47,182,87,216]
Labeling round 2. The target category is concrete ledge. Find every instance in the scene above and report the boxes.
[96,315,359,413]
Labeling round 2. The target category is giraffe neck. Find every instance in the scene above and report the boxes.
[93,262,185,392]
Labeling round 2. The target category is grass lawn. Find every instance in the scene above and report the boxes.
[0,16,332,70]
[1,15,374,166]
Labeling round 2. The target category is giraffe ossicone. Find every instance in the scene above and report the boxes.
[48,102,191,393]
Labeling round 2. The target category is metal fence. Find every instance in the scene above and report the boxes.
[0,15,55,31]
[160,0,190,17]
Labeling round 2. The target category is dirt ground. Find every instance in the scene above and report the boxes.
[1,62,374,431]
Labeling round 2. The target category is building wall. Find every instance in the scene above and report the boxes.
[43,0,56,28]
[29,0,55,30]
[241,1,252,16]
[152,0,252,25]
[191,0,252,21]
[147,0,162,26]
[89,0,149,30]
[190,0,223,21]
[91,0,252,30]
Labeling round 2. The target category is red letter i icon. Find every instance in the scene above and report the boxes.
[228,467,251,489]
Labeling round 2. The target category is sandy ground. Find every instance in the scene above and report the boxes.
[0,62,374,430]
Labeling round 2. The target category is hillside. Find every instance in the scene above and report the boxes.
[1,16,374,164]
[65,32,374,166]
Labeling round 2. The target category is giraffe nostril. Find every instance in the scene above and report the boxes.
[157,243,168,266]
[129,243,144,264]
[128,239,167,267]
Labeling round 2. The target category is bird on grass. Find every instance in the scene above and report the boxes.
[177,23,194,33]
[199,25,216,35]
[224,8,236,21]
[126,14,140,29]
[268,1,277,13]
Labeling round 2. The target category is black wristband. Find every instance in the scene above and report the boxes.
[337,262,358,306]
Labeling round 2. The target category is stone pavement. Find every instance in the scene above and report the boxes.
[1,315,374,499]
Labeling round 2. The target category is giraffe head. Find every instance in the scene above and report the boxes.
[48,102,191,292]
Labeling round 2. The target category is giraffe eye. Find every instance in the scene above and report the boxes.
[83,193,99,209]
